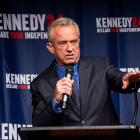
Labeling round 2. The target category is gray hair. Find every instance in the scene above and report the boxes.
[47,17,80,43]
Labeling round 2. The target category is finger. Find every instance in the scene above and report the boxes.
[62,82,73,88]
[62,85,73,95]
[61,79,73,88]
[122,81,129,89]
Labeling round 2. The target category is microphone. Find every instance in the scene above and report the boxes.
[62,65,74,109]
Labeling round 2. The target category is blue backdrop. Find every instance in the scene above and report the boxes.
[0,0,140,139]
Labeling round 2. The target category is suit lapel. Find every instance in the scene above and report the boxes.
[45,61,58,89]
[79,58,93,118]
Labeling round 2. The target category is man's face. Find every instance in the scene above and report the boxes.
[48,25,80,66]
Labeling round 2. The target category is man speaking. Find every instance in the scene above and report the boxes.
[30,17,140,126]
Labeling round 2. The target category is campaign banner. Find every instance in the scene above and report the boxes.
[0,0,140,139]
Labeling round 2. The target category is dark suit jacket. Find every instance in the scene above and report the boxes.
[30,57,133,126]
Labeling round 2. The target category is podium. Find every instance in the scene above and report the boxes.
[18,125,140,140]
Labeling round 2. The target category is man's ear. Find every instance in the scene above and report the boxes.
[46,42,54,54]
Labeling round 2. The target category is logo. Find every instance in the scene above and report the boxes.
[96,17,140,33]
[120,67,140,72]
[0,13,63,39]
[5,73,37,90]
[0,123,32,140]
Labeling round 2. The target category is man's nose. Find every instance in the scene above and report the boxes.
[66,42,73,51]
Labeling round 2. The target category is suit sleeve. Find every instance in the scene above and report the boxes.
[30,80,64,126]
[105,59,137,93]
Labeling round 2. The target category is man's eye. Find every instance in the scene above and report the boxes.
[58,41,67,45]
[55,39,79,47]
[70,40,78,44]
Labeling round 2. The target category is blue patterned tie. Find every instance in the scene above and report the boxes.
[72,80,80,108]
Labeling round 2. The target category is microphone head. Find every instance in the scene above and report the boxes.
[65,65,74,78]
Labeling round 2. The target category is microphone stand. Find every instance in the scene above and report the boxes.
[132,84,139,126]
